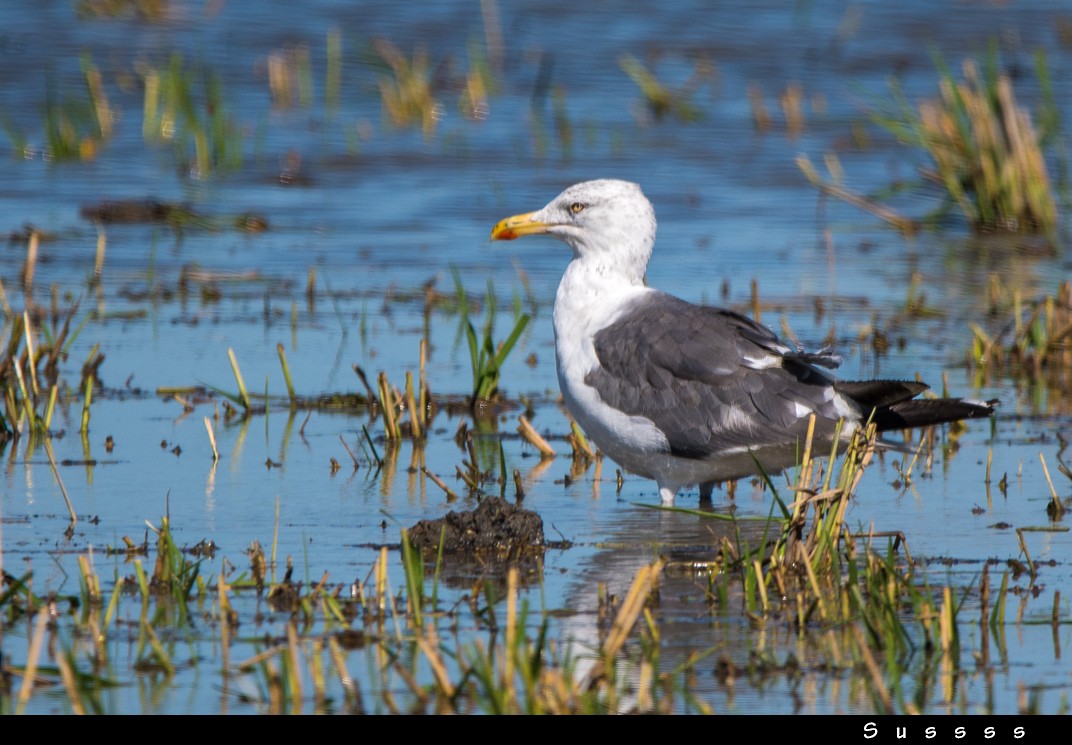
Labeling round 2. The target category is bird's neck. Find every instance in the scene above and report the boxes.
[565,248,647,288]
[559,256,643,305]
[553,258,649,345]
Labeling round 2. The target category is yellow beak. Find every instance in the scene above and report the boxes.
[490,211,551,241]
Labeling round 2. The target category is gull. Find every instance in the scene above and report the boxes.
[491,179,996,504]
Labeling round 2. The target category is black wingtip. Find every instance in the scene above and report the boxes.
[836,379,930,409]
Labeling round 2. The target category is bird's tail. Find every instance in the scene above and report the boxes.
[833,379,998,432]
[871,397,998,432]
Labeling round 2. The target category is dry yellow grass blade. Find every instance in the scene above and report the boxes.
[582,558,666,690]
[517,415,556,458]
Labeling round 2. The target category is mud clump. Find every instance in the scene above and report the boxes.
[406,497,544,559]
[80,199,197,224]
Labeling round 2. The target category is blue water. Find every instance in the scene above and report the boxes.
[2,0,1071,714]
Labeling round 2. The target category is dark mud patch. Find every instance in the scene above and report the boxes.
[406,497,544,562]
[81,199,198,224]
[80,199,268,232]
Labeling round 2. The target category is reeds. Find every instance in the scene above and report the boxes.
[618,54,712,123]
[4,508,657,713]
[2,420,1047,717]
[141,54,243,177]
[3,8,1059,718]
[673,417,1026,713]
[37,55,113,161]
[372,39,440,139]
[1,514,1015,716]
[870,50,1060,237]
[267,45,313,109]
[370,25,502,137]
[969,278,1072,393]
[452,270,530,408]
[0,303,88,441]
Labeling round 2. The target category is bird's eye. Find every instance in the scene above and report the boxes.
[569,202,587,214]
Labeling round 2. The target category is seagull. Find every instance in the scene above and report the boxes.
[490,179,996,504]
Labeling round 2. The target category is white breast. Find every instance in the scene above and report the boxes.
[552,263,669,473]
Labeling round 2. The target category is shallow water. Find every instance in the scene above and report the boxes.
[2,0,1072,715]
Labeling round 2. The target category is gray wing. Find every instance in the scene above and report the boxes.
[585,293,852,459]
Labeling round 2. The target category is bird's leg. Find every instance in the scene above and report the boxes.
[698,481,716,505]
[659,484,678,505]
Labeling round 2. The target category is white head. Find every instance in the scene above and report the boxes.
[491,179,657,285]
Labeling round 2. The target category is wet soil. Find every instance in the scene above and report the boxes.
[406,497,545,560]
